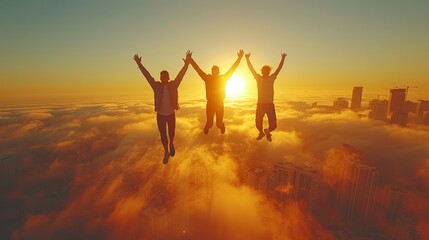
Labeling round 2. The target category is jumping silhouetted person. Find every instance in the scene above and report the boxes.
[133,51,191,164]
[245,52,286,142]
[189,50,244,134]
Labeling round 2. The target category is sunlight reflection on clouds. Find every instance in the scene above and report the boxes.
[1,97,428,239]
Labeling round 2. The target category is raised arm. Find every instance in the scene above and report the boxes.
[224,49,244,80]
[172,50,191,87]
[133,54,156,89]
[245,52,260,79]
[189,56,208,80]
[272,53,287,77]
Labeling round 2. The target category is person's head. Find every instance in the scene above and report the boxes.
[211,65,220,76]
[160,70,170,83]
[261,65,272,77]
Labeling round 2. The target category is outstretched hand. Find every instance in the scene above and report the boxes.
[245,53,251,59]
[133,54,142,63]
[237,49,244,58]
[281,53,287,58]
[183,50,192,64]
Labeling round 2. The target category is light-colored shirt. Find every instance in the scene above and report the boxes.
[255,75,276,103]
[157,85,175,115]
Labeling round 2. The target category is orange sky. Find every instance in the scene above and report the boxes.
[1,1,428,102]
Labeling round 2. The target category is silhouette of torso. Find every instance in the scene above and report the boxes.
[255,75,276,103]
[152,81,179,112]
[157,85,175,115]
[204,75,227,102]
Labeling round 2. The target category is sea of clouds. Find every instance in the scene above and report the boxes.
[1,97,428,239]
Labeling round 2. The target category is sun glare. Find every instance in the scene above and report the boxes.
[226,74,245,98]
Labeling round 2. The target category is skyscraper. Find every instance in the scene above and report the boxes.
[351,86,363,110]
[189,165,210,193]
[380,185,409,237]
[390,111,408,126]
[245,167,269,195]
[378,185,421,240]
[416,100,429,118]
[404,100,417,113]
[142,206,169,239]
[268,162,320,210]
[336,153,379,228]
[269,162,295,204]
[293,165,320,211]
[369,99,388,121]
[388,89,406,114]
[333,98,349,110]
[388,89,407,126]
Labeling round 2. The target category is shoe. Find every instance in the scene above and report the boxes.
[220,124,225,134]
[163,152,170,165]
[256,132,265,140]
[204,125,210,135]
[264,129,272,142]
[169,144,175,157]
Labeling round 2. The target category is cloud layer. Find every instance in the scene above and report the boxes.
[1,97,428,239]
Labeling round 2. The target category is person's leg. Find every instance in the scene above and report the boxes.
[205,101,215,134]
[264,103,277,142]
[156,114,170,164]
[167,113,176,157]
[255,103,265,140]
[267,103,277,132]
[215,101,225,134]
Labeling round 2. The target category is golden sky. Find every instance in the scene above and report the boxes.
[1,1,428,102]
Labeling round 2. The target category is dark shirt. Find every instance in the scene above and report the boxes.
[202,74,227,102]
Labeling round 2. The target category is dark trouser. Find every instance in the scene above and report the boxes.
[206,100,224,129]
[156,113,175,147]
[256,103,277,132]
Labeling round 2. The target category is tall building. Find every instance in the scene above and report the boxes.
[416,100,429,117]
[379,185,409,237]
[142,206,169,239]
[188,163,212,213]
[369,99,388,121]
[404,101,417,113]
[269,162,295,204]
[377,185,421,240]
[333,98,349,110]
[351,86,363,110]
[190,165,210,193]
[336,153,379,228]
[390,111,408,126]
[388,89,408,126]
[268,162,320,210]
[293,165,320,211]
[245,167,269,196]
[395,216,420,240]
[388,89,406,113]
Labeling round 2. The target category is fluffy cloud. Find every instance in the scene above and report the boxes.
[1,98,428,239]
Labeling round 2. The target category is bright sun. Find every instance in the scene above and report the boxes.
[226,74,245,98]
